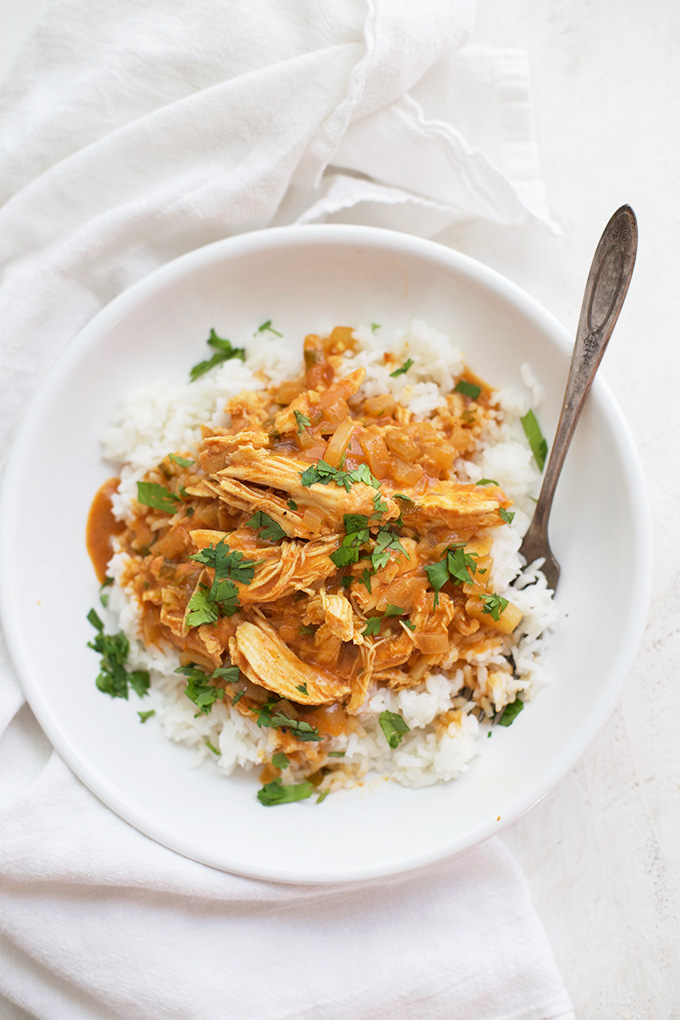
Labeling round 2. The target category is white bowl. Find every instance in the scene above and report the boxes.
[0,225,652,883]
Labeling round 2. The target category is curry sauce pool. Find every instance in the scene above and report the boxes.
[87,320,557,803]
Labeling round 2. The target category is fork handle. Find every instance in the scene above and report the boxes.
[524,205,638,546]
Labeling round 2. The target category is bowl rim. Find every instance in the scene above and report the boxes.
[0,223,654,883]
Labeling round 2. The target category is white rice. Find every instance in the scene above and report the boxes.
[101,320,558,791]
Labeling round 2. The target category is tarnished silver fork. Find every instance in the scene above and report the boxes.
[519,205,638,589]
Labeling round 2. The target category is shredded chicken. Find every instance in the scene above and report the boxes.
[99,326,523,772]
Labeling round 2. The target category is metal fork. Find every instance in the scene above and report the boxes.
[518,205,638,589]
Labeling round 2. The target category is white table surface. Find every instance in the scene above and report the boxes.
[0,3,678,1017]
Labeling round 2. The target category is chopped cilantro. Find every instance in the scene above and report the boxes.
[296,683,309,696]
[87,610,149,701]
[287,499,298,511]
[499,508,515,524]
[477,478,499,486]
[316,789,330,804]
[359,567,373,593]
[379,710,410,749]
[294,410,311,434]
[190,539,262,585]
[185,585,220,627]
[186,506,195,517]
[362,616,383,637]
[393,493,414,505]
[497,698,524,727]
[425,544,478,606]
[300,624,315,635]
[136,481,180,514]
[245,511,286,543]
[371,528,409,572]
[372,493,388,518]
[211,665,241,683]
[455,379,482,399]
[174,663,224,716]
[272,752,290,769]
[138,710,155,723]
[520,409,548,471]
[327,751,345,758]
[479,593,509,621]
[168,453,195,468]
[257,778,313,806]
[331,514,371,568]
[300,459,380,492]
[362,604,405,636]
[231,691,244,704]
[205,739,220,756]
[255,320,283,338]
[403,619,416,632]
[371,323,381,332]
[99,576,113,608]
[254,705,322,742]
[390,358,414,378]
[190,329,245,382]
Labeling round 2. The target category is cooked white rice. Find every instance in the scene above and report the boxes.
[102,320,557,792]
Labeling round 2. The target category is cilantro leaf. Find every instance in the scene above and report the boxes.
[499,508,515,524]
[379,710,410,749]
[128,670,150,698]
[454,379,482,400]
[255,320,283,337]
[245,511,286,543]
[328,751,346,757]
[168,453,195,468]
[211,665,241,683]
[257,778,314,806]
[520,409,548,471]
[205,739,220,756]
[424,558,449,608]
[372,493,388,518]
[185,586,219,627]
[138,710,155,723]
[300,459,380,492]
[370,323,381,332]
[136,482,181,514]
[393,493,414,505]
[253,704,322,742]
[497,698,524,727]
[287,499,298,511]
[477,478,499,486]
[189,329,245,382]
[175,663,223,716]
[479,593,509,621]
[87,610,144,701]
[362,616,383,637]
[296,683,308,696]
[272,752,290,769]
[294,410,311,434]
[359,567,373,593]
[403,619,416,632]
[390,358,414,378]
[99,577,113,608]
[371,528,409,572]
[447,546,478,586]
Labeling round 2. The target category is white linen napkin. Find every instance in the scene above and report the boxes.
[0,1,572,1017]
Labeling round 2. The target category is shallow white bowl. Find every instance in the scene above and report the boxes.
[0,225,652,883]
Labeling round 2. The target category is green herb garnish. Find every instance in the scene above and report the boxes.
[316,789,330,804]
[185,585,220,627]
[174,663,225,716]
[257,778,313,806]
[138,710,155,723]
[99,576,114,608]
[362,604,405,636]
[189,329,246,382]
[205,739,220,756]
[87,610,150,700]
[136,481,181,514]
[272,752,290,769]
[454,379,482,399]
[520,409,548,471]
[497,698,524,727]
[425,544,478,607]
[300,459,380,492]
[390,358,414,378]
[371,323,381,332]
[294,410,311,434]
[245,511,286,543]
[168,453,195,468]
[253,705,322,742]
[296,683,308,696]
[379,710,410,749]
[499,508,515,524]
[255,320,283,338]
[477,478,499,486]
[287,499,298,511]
[479,593,509,621]
[371,528,409,572]
[327,751,345,758]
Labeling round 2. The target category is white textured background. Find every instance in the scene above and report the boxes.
[0,2,678,1017]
